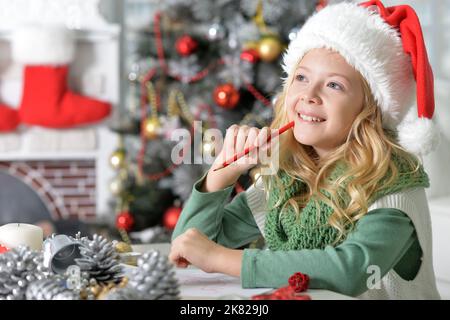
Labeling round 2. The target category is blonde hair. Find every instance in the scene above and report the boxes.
[262,63,421,244]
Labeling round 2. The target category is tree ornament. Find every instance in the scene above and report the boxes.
[240,48,260,64]
[109,148,126,170]
[213,83,240,109]
[142,81,161,140]
[175,35,198,57]
[257,35,283,62]
[116,211,135,232]
[143,117,161,140]
[0,245,8,254]
[105,250,180,300]
[163,203,182,230]
[75,234,123,284]
[109,175,125,196]
[0,246,49,300]
[249,167,262,184]
[114,241,133,254]
[219,54,254,89]
[26,277,80,300]
[201,139,216,158]
[288,26,301,41]
[207,22,226,41]
[168,55,201,84]
[316,0,328,11]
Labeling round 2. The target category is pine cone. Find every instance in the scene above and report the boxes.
[0,246,49,300]
[106,250,180,300]
[74,234,123,284]
[26,278,80,300]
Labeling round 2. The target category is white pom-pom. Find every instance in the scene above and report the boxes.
[397,117,441,156]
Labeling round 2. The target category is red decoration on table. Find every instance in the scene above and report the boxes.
[163,206,183,230]
[175,35,199,57]
[288,272,310,293]
[0,244,9,254]
[116,211,135,232]
[252,272,311,300]
[213,83,240,109]
[240,48,260,64]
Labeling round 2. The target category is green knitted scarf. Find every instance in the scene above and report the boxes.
[264,152,430,250]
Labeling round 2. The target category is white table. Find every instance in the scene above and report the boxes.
[131,243,355,300]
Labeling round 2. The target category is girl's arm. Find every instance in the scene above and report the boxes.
[171,173,261,249]
[172,125,274,246]
[240,208,420,297]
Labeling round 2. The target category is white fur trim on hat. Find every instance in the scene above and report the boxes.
[282,2,415,131]
[12,24,75,65]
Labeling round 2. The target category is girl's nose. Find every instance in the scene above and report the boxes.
[301,92,321,105]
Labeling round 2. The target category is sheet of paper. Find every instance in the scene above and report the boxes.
[176,268,270,299]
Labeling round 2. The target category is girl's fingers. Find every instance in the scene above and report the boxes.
[223,125,238,161]
[235,125,249,155]
[246,128,260,164]
[255,127,270,148]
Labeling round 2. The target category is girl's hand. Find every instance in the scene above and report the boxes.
[203,125,277,192]
[168,228,243,277]
[168,228,222,273]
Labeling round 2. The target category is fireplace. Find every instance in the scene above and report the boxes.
[0,160,96,222]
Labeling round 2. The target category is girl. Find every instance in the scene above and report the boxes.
[169,0,441,299]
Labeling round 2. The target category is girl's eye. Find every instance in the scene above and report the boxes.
[327,81,343,91]
[295,74,307,82]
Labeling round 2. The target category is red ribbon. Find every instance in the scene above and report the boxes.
[252,272,311,300]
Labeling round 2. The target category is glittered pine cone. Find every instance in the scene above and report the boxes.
[288,272,310,293]
[0,246,49,300]
[26,278,80,300]
[75,234,123,284]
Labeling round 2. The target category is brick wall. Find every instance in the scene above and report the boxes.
[0,160,96,221]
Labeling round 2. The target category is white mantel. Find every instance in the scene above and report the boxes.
[0,0,120,219]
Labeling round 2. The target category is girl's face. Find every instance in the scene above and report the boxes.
[286,48,365,158]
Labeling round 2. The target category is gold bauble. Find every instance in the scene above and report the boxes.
[109,149,126,170]
[115,241,132,253]
[201,140,216,157]
[109,176,124,196]
[143,117,161,139]
[257,36,283,62]
[249,167,262,183]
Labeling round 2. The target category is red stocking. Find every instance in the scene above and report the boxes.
[0,103,19,132]
[13,25,111,128]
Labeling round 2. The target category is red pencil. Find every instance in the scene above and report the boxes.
[213,121,295,172]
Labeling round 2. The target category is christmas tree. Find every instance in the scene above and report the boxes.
[108,0,323,240]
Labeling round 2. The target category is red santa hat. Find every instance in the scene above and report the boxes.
[282,0,439,156]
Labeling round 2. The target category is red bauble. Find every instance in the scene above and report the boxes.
[163,206,182,230]
[213,83,240,109]
[175,35,199,57]
[316,0,328,11]
[116,211,135,231]
[240,48,260,64]
[0,244,9,254]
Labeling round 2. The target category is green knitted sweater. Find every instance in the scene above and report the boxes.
[264,152,430,251]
